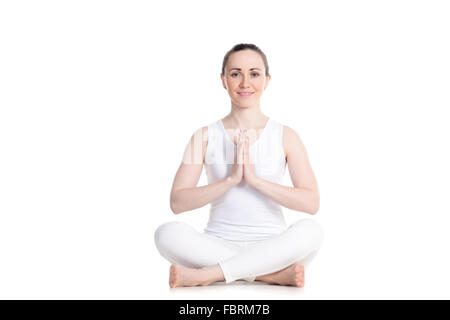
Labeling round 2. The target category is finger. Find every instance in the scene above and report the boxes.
[234,134,240,162]
[245,135,253,165]
[243,135,248,164]
[240,136,245,163]
[237,131,244,164]
[238,131,244,149]
[243,130,248,148]
[234,128,241,144]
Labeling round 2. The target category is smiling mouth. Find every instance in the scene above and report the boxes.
[238,92,254,97]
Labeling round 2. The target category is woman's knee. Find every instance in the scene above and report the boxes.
[154,221,190,250]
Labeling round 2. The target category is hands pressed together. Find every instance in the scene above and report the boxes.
[229,128,259,187]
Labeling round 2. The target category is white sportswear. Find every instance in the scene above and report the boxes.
[203,118,288,241]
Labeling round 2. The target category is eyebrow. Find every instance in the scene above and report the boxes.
[229,68,262,71]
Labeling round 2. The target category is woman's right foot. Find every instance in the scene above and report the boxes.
[169,264,224,288]
[257,262,305,287]
[170,264,202,288]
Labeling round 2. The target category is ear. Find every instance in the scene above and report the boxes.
[220,73,227,90]
[264,74,271,90]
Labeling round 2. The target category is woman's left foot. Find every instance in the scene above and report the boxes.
[257,262,305,287]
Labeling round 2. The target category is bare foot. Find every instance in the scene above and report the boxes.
[169,264,223,288]
[257,262,305,287]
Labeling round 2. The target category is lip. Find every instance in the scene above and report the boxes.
[237,92,254,96]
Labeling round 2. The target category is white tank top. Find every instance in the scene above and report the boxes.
[203,118,288,241]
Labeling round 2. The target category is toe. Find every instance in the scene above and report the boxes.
[295,278,304,287]
[295,263,304,271]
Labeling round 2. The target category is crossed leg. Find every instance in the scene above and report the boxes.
[154,219,323,288]
[168,260,308,288]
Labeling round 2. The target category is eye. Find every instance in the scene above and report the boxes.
[230,72,260,77]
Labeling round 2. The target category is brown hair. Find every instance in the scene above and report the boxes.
[221,43,269,77]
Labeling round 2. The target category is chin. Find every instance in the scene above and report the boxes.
[240,104,257,109]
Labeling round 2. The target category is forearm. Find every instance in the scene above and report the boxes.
[171,177,236,214]
[250,177,319,214]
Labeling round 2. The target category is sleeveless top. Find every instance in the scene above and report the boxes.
[203,118,288,241]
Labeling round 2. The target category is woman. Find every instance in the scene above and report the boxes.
[154,43,324,288]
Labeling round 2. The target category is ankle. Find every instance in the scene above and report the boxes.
[200,265,224,284]
[256,273,275,283]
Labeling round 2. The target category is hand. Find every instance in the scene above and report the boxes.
[228,129,244,186]
[243,129,259,186]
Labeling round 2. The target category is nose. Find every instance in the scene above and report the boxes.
[240,74,250,87]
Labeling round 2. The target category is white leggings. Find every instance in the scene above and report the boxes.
[154,219,324,284]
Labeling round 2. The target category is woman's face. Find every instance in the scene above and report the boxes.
[221,49,270,107]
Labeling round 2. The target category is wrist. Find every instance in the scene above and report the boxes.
[225,176,239,187]
[247,176,262,189]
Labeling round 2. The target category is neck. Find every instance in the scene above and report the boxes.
[226,103,268,129]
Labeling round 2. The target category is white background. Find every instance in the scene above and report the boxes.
[1,0,449,299]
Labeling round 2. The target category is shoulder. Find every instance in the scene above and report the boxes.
[200,125,210,164]
[282,125,305,159]
[191,125,208,138]
[181,125,209,165]
[189,126,208,143]
[201,125,211,162]
[282,124,299,139]
[192,125,209,151]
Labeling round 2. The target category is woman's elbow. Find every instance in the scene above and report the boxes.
[308,194,320,215]
[170,199,187,215]
[170,201,180,214]
[313,196,320,214]
[170,193,182,215]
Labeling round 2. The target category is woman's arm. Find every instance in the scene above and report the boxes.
[248,125,320,215]
[170,126,237,214]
